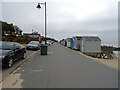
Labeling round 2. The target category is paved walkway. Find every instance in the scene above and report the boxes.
[3,43,118,88]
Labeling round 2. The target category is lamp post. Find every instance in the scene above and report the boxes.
[36,2,47,44]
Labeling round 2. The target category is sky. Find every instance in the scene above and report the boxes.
[0,0,119,44]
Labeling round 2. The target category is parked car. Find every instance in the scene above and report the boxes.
[0,41,26,68]
[46,41,51,46]
[26,41,40,50]
[40,40,54,46]
[40,41,50,46]
[40,41,45,45]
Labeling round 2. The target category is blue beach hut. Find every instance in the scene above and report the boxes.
[71,38,74,49]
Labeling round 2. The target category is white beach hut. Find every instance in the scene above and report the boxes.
[80,36,101,54]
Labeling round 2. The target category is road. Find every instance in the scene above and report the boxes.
[2,43,118,88]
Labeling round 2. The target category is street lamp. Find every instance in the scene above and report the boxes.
[36,2,47,44]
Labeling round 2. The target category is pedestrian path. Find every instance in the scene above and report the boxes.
[3,43,118,88]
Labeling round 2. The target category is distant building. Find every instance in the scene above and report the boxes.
[13,25,22,36]
[23,32,41,41]
[2,24,22,36]
[3,30,14,36]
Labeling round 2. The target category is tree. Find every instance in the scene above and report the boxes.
[1,21,15,35]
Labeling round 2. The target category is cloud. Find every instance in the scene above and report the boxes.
[1,0,118,43]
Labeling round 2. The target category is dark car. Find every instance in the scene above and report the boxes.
[0,41,26,68]
[26,41,40,50]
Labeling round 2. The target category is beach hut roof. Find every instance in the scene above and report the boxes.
[82,36,101,41]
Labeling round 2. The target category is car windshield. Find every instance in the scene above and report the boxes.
[29,41,39,45]
[0,41,14,50]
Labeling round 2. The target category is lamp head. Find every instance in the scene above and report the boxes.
[36,3,41,9]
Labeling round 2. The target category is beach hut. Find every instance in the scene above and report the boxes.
[62,39,65,45]
[59,40,62,44]
[67,38,71,48]
[64,39,67,46]
[81,36,101,54]
[73,36,82,50]
[70,38,74,49]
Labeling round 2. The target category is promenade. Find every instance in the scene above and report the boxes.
[3,43,118,88]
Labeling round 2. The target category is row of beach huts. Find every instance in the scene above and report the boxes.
[60,36,114,59]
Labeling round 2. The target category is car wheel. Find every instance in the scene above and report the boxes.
[7,58,13,68]
[26,47,29,50]
[21,54,26,59]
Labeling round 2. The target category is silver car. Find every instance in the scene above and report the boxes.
[26,41,40,50]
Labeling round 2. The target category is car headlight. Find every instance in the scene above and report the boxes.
[0,55,6,59]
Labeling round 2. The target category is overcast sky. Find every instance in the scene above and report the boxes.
[1,0,119,44]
